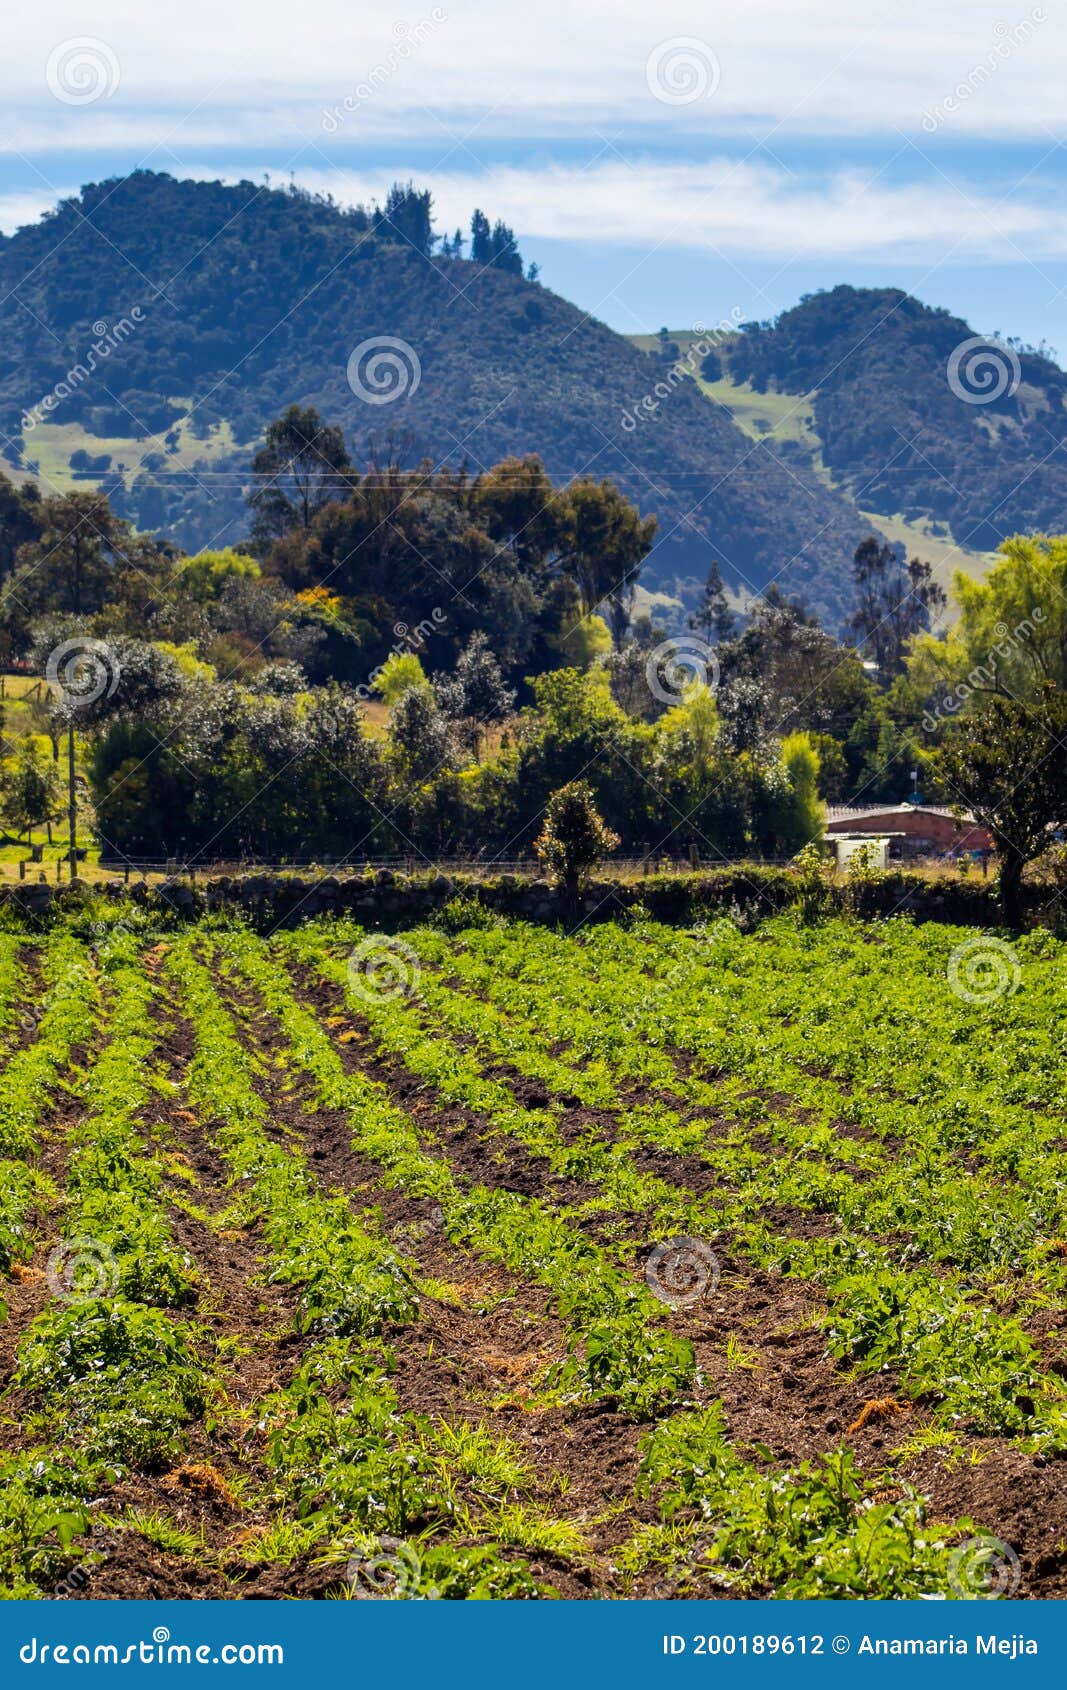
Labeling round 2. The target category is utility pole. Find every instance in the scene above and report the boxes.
[67,722,77,881]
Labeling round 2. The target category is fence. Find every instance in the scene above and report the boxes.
[93,851,799,881]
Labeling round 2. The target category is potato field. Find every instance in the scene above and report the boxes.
[0,909,1064,1601]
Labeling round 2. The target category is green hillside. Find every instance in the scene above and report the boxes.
[689,362,996,593]
[0,174,872,625]
[724,286,1067,556]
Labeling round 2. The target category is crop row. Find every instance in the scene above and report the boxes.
[281,918,1067,1445]
[217,928,988,1596]
[167,935,566,1595]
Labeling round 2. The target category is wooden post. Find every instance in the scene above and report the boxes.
[688,843,700,870]
[67,723,77,878]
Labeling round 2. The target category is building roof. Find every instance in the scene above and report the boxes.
[825,802,976,825]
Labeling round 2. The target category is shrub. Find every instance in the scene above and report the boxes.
[534,781,620,900]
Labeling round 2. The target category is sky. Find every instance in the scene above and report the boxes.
[3,0,1067,354]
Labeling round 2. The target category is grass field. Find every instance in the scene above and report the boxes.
[0,908,1064,1600]
[0,675,98,876]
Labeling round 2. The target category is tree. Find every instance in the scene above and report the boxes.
[935,687,1067,924]
[435,632,515,757]
[469,210,524,275]
[1,741,62,847]
[489,219,523,277]
[909,532,1067,711]
[553,478,657,632]
[388,684,456,784]
[0,473,43,579]
[175,548,261,605]
[374,183,435,256]
[473,456,558,579]
[3,491,123,629]
[850,536,946,679]
[716,592,871,748]
[373,652,430,706]
[751,732,824,856]
[689,558,736,644]
[535,781,620,901]
[469,210,492,266]
[247,406,352,548]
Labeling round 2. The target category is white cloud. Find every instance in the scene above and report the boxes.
[256,156,1067,266]
[3,153,1063,274]
[0,189,68,232]
[1,0,1061,150]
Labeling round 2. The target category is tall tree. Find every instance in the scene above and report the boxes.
[375,183,435,256]
[689,558,736,644]
[0,473,43,579]
[468,209,523,274]
[434,631,515,757]
[2,490,124,631]
[469,210,492,266]
[851,536,946,679]
[909,531,1067,707]
[553,478,657,634]
[247,406,352,548]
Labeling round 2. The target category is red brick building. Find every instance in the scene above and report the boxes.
[824,803,992,859]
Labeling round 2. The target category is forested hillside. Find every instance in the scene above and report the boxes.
[727,286,1067,553]
[0,172,870,623]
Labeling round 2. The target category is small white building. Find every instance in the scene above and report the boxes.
[824,832,898,871]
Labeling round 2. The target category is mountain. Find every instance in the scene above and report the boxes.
[0,171,870,624]
[719,285,1067,556]
[4,177,1059,628]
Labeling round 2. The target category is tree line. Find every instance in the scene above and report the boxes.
[1,400,1065,917]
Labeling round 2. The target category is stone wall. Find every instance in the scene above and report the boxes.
[0,863,1038,931]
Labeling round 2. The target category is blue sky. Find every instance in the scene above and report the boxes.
[4,1,1066,356]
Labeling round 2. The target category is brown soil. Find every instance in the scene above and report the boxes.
[8,940,1067,1601]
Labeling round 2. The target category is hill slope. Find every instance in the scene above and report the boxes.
[722,286,1067,556]
[0,172,870,623]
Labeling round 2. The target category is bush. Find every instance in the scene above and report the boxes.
[535,782,620,900]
